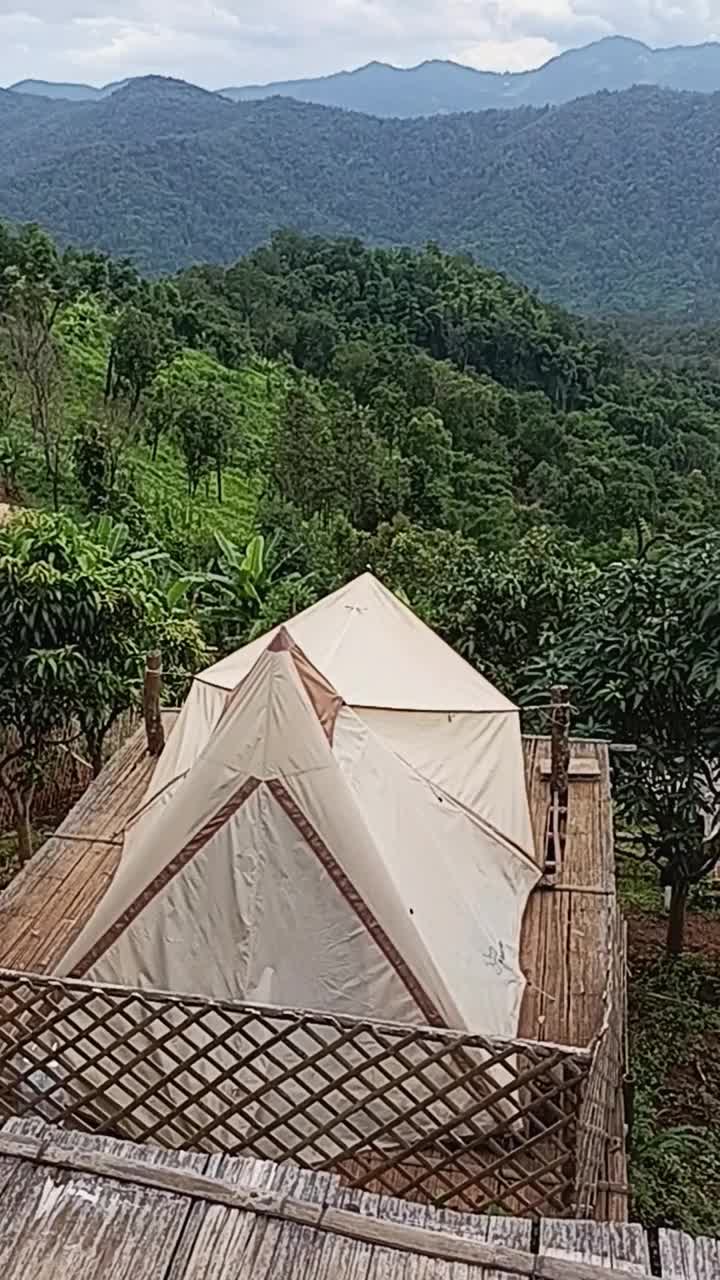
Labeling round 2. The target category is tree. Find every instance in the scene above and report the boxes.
[523,535,720,955]
[270,384,337,519]
[192,530,302,651]
[0,364,21,500]
[145,373,177,462]
[72,421,109,510]
[397,409,453,527]
[2,269,67,510]
[73,400,138,510]
[372,523,593,693]
[173,377,235,500]
[106,304,172,415]
[0,511,205,856]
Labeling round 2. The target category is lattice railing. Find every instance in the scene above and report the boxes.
[0,968,594,1217]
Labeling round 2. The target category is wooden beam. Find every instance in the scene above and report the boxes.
[0,1132,655,1280]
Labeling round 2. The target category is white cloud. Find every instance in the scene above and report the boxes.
[459,37,562,72]
[0,0,718,88]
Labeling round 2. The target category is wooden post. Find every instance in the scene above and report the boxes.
[550,685,570,794]
[143,651,164,757]
[547,685,571,875]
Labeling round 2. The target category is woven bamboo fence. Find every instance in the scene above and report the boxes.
[0,967,601,1218]
[573,904,628,1219]
[0,711,140,836]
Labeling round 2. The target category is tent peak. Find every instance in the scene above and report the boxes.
[268,625,295,653]
[261,628,345,747]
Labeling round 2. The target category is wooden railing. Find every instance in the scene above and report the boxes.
[0,968,597,1217]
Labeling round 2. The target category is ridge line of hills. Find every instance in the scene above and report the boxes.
[1,74,718,317]
[9,35,720,116]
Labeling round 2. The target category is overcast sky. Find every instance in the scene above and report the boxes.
[1,1,718,89]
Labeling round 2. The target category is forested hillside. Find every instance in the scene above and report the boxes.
[4,222,720,569]
[1,78,720,314]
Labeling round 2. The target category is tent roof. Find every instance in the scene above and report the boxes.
[199,573,516,714]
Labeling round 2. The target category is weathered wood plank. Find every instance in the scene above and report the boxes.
[606,1224,652,1275]
[0,1130,660,1280]
[0,1120,205,1279]
[364,1195,432,1280]
[541,1219,613,1269]
[541,1219,651,1277]
[165,1154,314,1280]
[281,1188,382,1280]
[659,1228,720,1279]
[231,1166,337,1279]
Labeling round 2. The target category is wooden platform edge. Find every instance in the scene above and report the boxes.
[0,1130,654,1280]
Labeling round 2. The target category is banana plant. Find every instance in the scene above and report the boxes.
[189,530,306,650]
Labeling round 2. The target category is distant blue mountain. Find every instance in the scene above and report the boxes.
[8,36,720,116]
[9,78,128,102]
[223,36,720,115]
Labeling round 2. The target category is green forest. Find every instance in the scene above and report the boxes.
[3,76,720,314]
[2,221,720,1230]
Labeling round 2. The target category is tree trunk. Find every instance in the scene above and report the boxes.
[12,788,34,866]
[89,735,104,779]
[216,458,223,503]
[104,348,115,401]
[667,879,689,957]
[151,426,160,462]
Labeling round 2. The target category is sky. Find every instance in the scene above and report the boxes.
[1,1,718,89]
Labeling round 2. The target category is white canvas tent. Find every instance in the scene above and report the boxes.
[51,631,539,1154]
[135,572,534,859]
[58,630,539,1038]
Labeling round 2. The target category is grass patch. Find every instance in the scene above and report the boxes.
[617,853,663,914]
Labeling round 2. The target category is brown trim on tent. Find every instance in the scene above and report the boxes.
[268,628,345,743]
[71,776,261,976]
[290,648,344,745]
[267,778,446,1028]
[217,628,344,746]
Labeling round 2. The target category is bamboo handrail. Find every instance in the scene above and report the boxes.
[0,1131,653,1280]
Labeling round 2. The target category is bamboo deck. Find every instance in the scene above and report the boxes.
[0,724,626,1220]
[520,738,616,1048]
[0,714,176,974]
[0,1120,710,1280]
[0,727,617,1060]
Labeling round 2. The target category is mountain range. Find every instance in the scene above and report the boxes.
[9,36,720,117]
[0,74,717,315]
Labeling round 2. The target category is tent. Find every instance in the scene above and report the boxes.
[51,631,539,1154]
[137,572,534,859]
[58,630,539,1039]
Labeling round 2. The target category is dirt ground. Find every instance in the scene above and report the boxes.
[627,906,720,967]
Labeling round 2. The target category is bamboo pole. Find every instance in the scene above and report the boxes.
[546,684,571,875]
[550,685,571,795]
[143,651,164,758]
[0,1132,656,1280]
